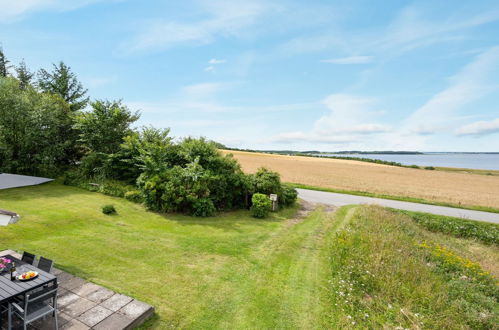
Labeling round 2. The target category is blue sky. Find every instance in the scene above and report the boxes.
[1,0,499,151]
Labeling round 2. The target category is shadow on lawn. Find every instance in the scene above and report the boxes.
[0,181,93,201]
[162,210,286,233]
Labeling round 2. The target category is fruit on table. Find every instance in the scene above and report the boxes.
[20,271,37,279]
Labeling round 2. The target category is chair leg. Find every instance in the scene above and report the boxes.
[54,312,58,330]
[7,304,11,330]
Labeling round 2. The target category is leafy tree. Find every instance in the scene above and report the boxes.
[249,167,282,195]
[15,59,34,89]
[0,77,72,176]
[37,61,89,111]
[0,47,10,77]
[76,100,140,154]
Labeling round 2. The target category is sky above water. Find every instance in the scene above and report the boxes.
[1,0,499,151]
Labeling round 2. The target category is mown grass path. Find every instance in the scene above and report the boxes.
[176,204,344,329]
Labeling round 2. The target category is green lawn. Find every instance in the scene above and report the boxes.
[1,183,497,329]
[0,183,331,328]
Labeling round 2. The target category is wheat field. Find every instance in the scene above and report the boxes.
[223,150,499,209]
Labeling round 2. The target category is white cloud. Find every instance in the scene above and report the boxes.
[205,58,226,72]
[269,131,357,145]
[0,0,109,23]
[314,94,387,135]
[209,58,226,64]
[456,118,499,136]
[268,94,389,147]
[280,6,499,56]
[403,46,499,134]
[320,56,372,64]
[128,0,271,52]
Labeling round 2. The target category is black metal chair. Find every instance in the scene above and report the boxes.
[11,282,58,330]
[37,257,54,274]
[21,252,36,266]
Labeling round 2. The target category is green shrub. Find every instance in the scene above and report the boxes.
[62,169,84,186]
[424,166,435,170]
[99,181,129,198]
[250,167,282,195]
[409,164,420,169]
[102,204,117,215]
[251,193,272,218]
[280,184,298,206]
[124,190,143,203]
[191,198,216,217]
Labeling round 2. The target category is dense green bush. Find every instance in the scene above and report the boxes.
[249,167,282,195]
[192,198,216,217]
[251,193,272,218]
[281,184,298,206]
[102,204,117,215]
[98,180,129,198]
[137,138,252,215]
[124,190,143,203]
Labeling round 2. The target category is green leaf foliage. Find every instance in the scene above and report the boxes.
[251,193,272,218]
[0,77,74,176]
[37,61,89,112]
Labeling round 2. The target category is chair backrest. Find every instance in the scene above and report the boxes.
[26,282,58,305]
[21,251,36,265]
[37,256,54,273]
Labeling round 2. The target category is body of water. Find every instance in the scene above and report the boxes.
[321,153,499,170]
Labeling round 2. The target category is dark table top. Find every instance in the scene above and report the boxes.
[0,255,57,303]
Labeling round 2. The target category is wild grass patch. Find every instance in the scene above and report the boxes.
[400,210,499,245]
[323,206,498,329]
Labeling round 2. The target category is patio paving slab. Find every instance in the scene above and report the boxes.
[62,298,97,318]
[78,305,114,327]
[101,294,133,312]
[0,250,154,330]
[92,313,133,330]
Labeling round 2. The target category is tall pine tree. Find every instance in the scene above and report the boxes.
[15,59,34,89]
[37,61,89,112]
[0,46,10,77]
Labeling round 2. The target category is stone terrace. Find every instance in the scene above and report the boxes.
[0,250,154,330]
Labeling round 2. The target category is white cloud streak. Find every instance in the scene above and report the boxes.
[128,0,271,52]
[320,56,372,64]
[0,0,109,23]
[456,118,499,136]
[403,46,499,134]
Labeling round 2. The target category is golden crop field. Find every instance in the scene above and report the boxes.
[223,150,499,209]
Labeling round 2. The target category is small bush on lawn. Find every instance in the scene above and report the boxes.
[124,190,143,203]
[281,184,298,206]
[251,193,272,218]
[192,198,216,217]
[102,205,117,215]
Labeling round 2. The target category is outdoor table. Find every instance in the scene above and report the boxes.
[0,255,57,329]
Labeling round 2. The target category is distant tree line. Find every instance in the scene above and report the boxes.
[0,47,296,217]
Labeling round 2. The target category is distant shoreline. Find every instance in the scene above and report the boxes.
[223,148,499,172]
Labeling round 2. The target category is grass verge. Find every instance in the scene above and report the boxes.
[396,209,499,245]
[323,205,498,329]
[289,182,499,214]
